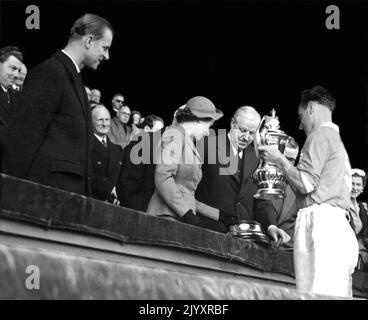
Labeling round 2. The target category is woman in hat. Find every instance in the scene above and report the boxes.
[147,96,236,232]
[348,168,368,270]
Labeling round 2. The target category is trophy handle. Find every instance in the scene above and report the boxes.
[254,115,266,158]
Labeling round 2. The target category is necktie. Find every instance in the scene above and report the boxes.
[102,138,107,147]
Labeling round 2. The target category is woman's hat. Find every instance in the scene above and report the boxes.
[185,96,223,121]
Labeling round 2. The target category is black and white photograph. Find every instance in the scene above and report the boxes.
[0,0,368,306]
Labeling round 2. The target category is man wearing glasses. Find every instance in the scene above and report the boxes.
[111,93,125,112]
[195,106,290,246]
[108,95,132,149]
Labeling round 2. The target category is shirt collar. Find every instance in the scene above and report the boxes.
[1,85,8,93]
[227,133,243,158]
[94,134,106,144]
[320,121,339,133]
[61,49,80,74]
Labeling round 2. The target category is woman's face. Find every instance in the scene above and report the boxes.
[192,121,213,140]
[351,176,364,199]
[133,114,140,125]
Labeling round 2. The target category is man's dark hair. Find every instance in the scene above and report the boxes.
[299,85,336,111]
[138,114,164,129]
[112,93,124,100]
[70,13,114,41]
[0,46,24,63]
[175,106,213,123]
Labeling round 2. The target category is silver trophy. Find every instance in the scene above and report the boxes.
[253,109,290,199]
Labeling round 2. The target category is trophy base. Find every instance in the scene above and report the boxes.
[254,188,285,200]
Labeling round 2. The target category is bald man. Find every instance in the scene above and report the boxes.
[91,104,124,204]
[196,106,290,245]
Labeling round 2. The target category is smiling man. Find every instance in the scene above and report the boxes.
[0,46,24,171]
[5,13,114,196]
[90,104,124,205]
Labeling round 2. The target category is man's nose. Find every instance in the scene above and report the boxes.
[104,51,109,61]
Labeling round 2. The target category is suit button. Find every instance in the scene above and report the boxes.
[97,161,102,165]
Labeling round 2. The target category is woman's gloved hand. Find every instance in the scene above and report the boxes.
[219,210,238,227]
[182,210,202,227]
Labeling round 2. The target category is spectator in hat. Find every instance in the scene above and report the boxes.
[147,96,234,233]
[348,168,368,271]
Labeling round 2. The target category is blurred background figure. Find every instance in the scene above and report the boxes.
[0,45,24,171]
[111,93,125,113]
[12,63,27,92]
[107,104,131,149]
[119,114,164,211]
[128,110,142,138]
[90,88,101,104]
[271,136,299,251]
[85,86,92,102]
[349,168,368,271]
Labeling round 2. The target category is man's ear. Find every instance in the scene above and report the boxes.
[307,101,314,114]
[84,35,94,49]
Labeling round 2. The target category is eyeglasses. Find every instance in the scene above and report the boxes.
[352,168,366,177]
[115,100,124,104]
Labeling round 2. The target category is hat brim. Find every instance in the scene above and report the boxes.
[191,108,224,121]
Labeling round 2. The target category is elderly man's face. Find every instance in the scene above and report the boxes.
[117,106,131,124]
[85,28,113,70]
[90,89,101,103]
[230,112,260,150]
[92,107,111,137]
[0,55,23,89]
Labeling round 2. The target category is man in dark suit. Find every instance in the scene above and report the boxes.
[269,137,300,250]
[0,46,24,171]
[196,106,290,245]
[119,115,164,211]
[5,13,114,196]
[91,105,123,204]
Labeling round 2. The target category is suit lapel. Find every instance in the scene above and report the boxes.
[217,133,240,183]
[277,185,296,225]
[240,143,259,183]
[53,51,88,120]
[106,138,119,175]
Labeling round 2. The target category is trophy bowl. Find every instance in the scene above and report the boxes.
[229,220,270,245]
[253,109,289,199]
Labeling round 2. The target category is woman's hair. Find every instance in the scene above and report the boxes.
[127,110,141,126]
[174,106,213,124]
[352,168,367,188]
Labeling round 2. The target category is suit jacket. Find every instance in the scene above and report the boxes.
[349,201,368,239]
[271,184,298,249]
[91,136,124,202]
[195,132,276,229]
[147,124,219,219]
[119,131,161,212]
[5,51,93,196]
[107,117,132,149]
